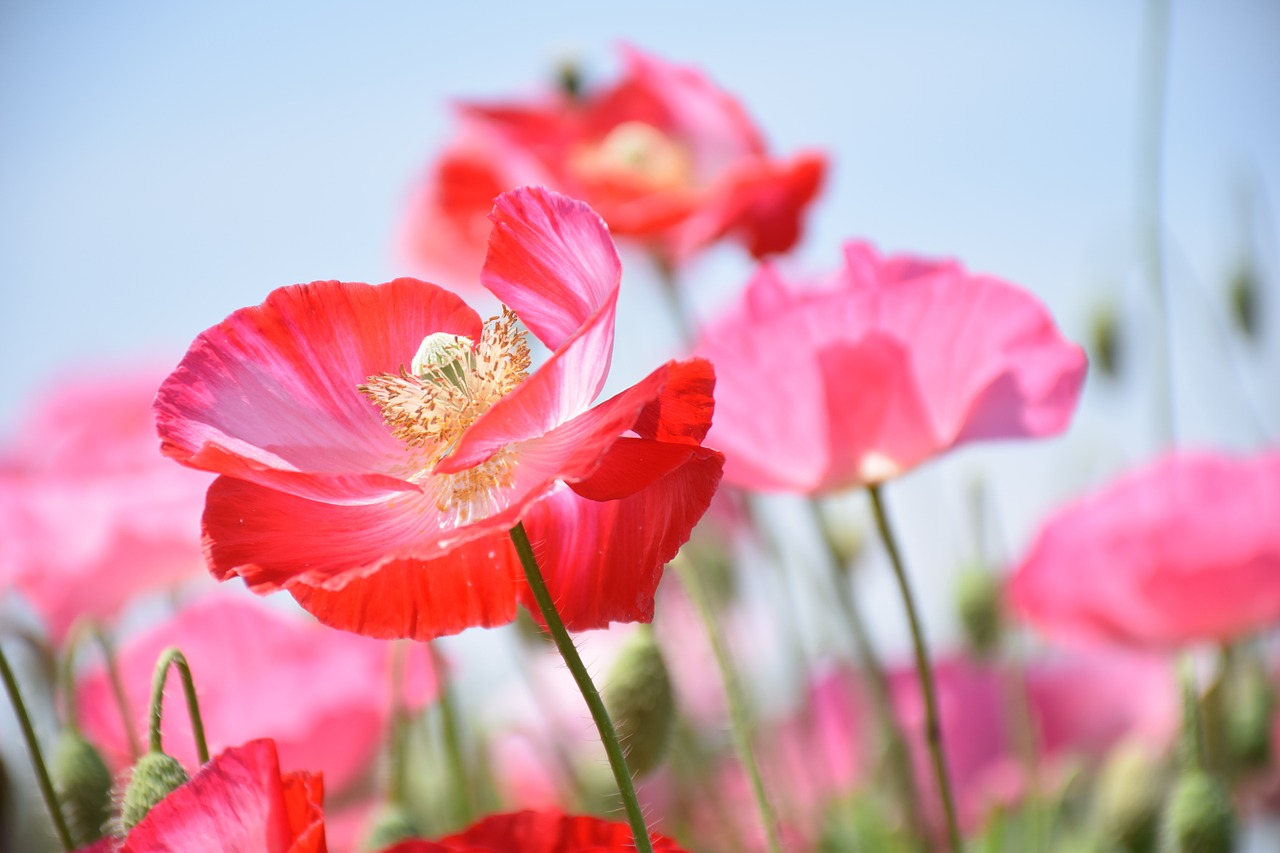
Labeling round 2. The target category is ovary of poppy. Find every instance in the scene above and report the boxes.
[1009,450,1280,648]
[0,369,212,642]
[76,594,435,794]
[77,738,325,853]
[402,44,826,289]
[375,809,687,852]
[695,241,1087,493]
[155,186,723,641]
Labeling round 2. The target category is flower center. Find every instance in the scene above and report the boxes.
[359,308,531,520]
[571,121,693,191]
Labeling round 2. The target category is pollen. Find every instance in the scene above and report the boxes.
[359,308,532,520]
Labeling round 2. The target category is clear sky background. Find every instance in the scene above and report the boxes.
[1,1,1278,648]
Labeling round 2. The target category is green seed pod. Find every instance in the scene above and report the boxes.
[1228,264,1261,343]
[52,728,113,845]
[362,802,420,851]
[954,566,1004,659]
[121,751,188,833]
[604,626,675,777]
[1094,742,1164,853]
[1157,770,1235,853]
[1090,304,1123,380]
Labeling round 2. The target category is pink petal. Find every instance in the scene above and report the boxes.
[156,278,482,503]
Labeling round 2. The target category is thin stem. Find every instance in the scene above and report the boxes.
[148,647,209,764]
[809,498,924,850]
[429,642,476,825]
[868,484,962,853]
[386,642,409,805]
[675,559,784,853]
[96,627,141,761]
[653,253,696,346]
[59,623,140,760]
[509,522,654,853]
[0,643,75,851]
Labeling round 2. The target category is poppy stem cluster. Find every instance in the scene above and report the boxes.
[507,521,655,853]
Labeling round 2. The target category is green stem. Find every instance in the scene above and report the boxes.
[675,559,784,853]
[810,498,925,850]
[868,484,962,853]
[509,522,654,853]
[148,647,209,764]
[59,623,140,760]
[429,642,476,824]
[0,643,75,851]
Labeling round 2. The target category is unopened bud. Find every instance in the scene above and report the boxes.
[52,728,113,845]
[121,751,188,833]
[1157,770,1235,853]
[556,56,584,100]
[1228,265,1261,343]
[1094,741,1164,853]
[1225,663,1276,772]
[604,626,675,777]
[362,802,420,851]
[1090,304,1123,380]
[954,566,1004,658]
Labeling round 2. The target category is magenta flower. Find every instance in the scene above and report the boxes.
[0,369,211,641]
[1009,450,1280,647]
[694,242,1087,492]
[155,187,722,640]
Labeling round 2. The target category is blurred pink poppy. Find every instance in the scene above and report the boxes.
[76,595,436,794]
[0,368,212,641]
[1009,450,1280,647]
[155,187,722,641]
[695,241,1087,492]
[403,45,826,288]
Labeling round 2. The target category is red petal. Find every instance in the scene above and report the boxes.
[376,808,688,852]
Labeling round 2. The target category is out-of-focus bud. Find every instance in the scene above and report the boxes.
[52,728,113,845]
[555,55,584,100]
[604,626,675,777]
[1228,264,1261,343]
[1157,770,1235,853]
[817,500,865,570]
[1094,741,1165,853]
[1089,303,1123,380]
[362,802,420,851]
[954,566,1004,658]
[1225,661,1276,773]
[121,751,188,833]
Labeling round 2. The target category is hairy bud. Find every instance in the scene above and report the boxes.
[604,626,675,777]
[121,751,188,833]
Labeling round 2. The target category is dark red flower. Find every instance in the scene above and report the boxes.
[376,809,687,852]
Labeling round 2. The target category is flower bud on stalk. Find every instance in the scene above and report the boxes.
[1228,264,1261,343]
[954,566,1004,659]
[121,750,188,832]
[1089,303,1123,380]
[363,801,421,851]
[604,625,675,777]
[1157,770,1235,853]
[1093,741,1165,853]
[1224,660,1276,773]
[52,727,113,845]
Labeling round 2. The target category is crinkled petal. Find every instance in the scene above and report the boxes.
[156,278,482,503]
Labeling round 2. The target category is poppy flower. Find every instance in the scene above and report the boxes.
[694,241,1087,493]
[403,45,826,288]
[76,595,437,793]
[155,186,723,640]
[78,738,325,853]
[0,368,211,641]
[1009,450,1280,647]
[375,809,687,852]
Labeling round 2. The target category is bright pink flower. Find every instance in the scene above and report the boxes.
[79,739,325,853]
[695,242,1087,492]
[0,369,212,641]
[403,45,826,287]
[155,187,723,640]
[77,595,435,793]
[375,809,687,852]
[1009,450,1280,647]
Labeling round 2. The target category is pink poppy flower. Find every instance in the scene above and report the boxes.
[76,595,435,793]
[1009,450,1280,647]
[78,738,325,853]
[403,45,826,288]
[375,809,687,852]
[0,368,211,641]
[695,241,1088,492]
[155,186,723,640]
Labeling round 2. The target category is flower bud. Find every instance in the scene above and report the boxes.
[121,751,189,833]
[1094,741,1164,853]
[954,566,1004,658]
[1225,661,1276,772]
[1089,303,1123,379]
[362,802,420,851]
[604,626,675,777]
[52,728,113,845]
[1157,770,1235,853]
[1228,264,1261,343]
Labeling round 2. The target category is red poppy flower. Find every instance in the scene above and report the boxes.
[77,595,436,794]
[694,241,1087,492]
[155,187,723,640]
[0,368,211,641]
[375,809,687,852]
[79,739,325,852]
[1009,450,1280,647]
[403,45,826,287]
